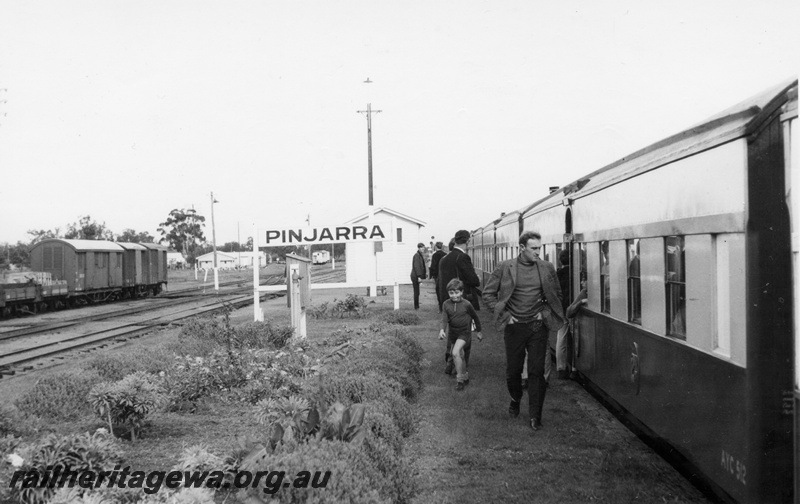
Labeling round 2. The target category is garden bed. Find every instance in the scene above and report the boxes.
[0,287,423,504]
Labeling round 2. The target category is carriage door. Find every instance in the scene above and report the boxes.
[76,253,85,291]
[784,90,799,501]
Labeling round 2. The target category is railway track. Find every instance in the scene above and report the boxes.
[0,267,344,377]
[0,274,283,340]
[0,276,291,376]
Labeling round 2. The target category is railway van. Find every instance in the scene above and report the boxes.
[30,239,125,304]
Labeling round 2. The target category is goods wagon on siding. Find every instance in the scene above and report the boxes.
[28,239,167,306]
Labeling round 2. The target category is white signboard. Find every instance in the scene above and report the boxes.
[259,222,393,246]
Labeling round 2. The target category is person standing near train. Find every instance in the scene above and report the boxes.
[482,231,565,431]
[555,249,573,379]
[409,243,427,310]
[429,242,447,313]
[438,231,481,375]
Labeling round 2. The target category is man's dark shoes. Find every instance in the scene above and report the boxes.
[444,362,454,375]
[557,370,570,380]
[569,370,578,381]
[456,382,465,391]
[530,419,543,431]
[508,400,520,418]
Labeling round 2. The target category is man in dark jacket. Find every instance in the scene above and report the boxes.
[483,231,565,432]
[438,230,481,374]
[429,242,447,313]
[409,243,427,310]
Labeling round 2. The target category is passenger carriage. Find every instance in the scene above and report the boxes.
[468,79,798,503]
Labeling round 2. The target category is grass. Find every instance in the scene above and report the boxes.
[404,281,712,504]
[0,279,711,503]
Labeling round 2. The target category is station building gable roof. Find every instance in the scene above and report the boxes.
[346,207,426,227]
[195,251,236,262]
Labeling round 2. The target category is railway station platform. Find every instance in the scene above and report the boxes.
[232,278,714,503]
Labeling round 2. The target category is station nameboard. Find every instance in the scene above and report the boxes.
[259,222,393,246]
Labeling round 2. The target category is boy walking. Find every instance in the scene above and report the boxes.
[439,279,483,391]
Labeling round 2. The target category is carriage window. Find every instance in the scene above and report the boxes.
[600,241,610,313]
[627,239,641,324]
[665,236,686,338]
[396,228,403,243]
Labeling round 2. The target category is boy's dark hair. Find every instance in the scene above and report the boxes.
[435,241,443,249]
[446,278,464,292]
[559,249,570,265]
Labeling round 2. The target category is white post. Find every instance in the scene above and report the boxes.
[213,268,219,292]
[392,216,399,310]
[253,223,262,321]
[368,207,377,298]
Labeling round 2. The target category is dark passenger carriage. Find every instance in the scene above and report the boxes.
[469,79,798,503]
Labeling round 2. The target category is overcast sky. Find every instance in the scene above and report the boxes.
[0,1,797,247]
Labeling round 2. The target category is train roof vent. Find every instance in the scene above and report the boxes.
[549,186,560,194]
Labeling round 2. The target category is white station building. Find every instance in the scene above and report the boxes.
[344,207,426,286]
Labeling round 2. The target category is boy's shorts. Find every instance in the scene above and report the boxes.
[448,328,472,346]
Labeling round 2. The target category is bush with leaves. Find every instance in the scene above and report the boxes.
[384,327,426,366]
[48,486,216,504]
[6,430,122,504]
[236,320,294,349]
[238,439,386,504]
[332,294,369,318]
[88,372,164,441]
[307,302,330,319]
[377,310,420,326]
[15,371,102,420]
[85,346,174,381]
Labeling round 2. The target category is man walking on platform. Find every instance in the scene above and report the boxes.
[429,242,446,313]
[482,231,565,432]
[410,243,427,310]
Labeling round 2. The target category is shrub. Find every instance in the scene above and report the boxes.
[238,439,388,504]
[8,430,122,504]
[235,321,295,349]
[333,294,369,318]
[88,372,164,441]
[345,349,422,400]
[377,310,420,326]
[85,346,173,381]
[15,371,102,420]
[308,302,330,319]
[360,401,403,454]
[384,328,425,365]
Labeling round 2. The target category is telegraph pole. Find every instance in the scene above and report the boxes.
[210,192,219,292]
[357,102,381,206]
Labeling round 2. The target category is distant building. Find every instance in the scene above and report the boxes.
[196,251,236,270]
[195,251,266,269]
[234,251,268,268]
[345,207,426,285]
[167,251,186,268]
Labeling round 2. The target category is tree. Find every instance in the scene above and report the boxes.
[64,215,114,240]
[157,208,206,263]
[27,228,62,244]
[0,241,31,269]
[116,229,155,243]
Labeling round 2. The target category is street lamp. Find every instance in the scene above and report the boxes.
[211,192,219,292]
